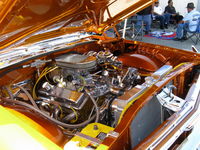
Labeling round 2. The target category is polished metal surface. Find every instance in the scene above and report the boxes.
[157,87,186,112]
[152,65,173,80]
[146,74,200,150]
[55,54,97,70]
[0,0,155,50]
[111,65,173,124]
[75,132,102,145]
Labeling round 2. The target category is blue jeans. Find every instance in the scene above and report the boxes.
[176,23,189,39]
[155,15,165,28]
[136,14,152,33]
[164,13,171,25]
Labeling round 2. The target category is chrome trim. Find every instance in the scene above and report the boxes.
[147,74,200,150]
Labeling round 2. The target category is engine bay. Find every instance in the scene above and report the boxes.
[0,39,200,149]
[32,51,141,130]
[0,0,200,148]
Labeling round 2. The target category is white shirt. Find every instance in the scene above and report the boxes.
[183,10,200,31]
[154,6,163,15]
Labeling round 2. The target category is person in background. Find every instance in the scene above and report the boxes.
[153,1,165,29]
[136,5,153,35]
[174,2,200,41]
[164,0,183,27]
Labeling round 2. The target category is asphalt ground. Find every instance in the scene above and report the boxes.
[130,26,200,52]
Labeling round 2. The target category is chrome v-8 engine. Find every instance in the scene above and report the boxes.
[37,51,140,128]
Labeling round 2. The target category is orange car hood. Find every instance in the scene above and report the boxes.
[0,0,155,50]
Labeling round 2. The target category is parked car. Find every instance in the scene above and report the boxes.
[0,0,200,150]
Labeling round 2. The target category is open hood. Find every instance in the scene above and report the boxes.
[0,0,155,50]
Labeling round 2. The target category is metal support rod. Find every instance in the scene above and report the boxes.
[122,18,128,39]
[161,105,164,123]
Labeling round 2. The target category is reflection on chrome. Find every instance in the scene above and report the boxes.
[0,32,91,69]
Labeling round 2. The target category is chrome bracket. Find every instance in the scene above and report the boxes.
[156,86,186,112]
[75,132,102,145]
[107,131,119,138]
